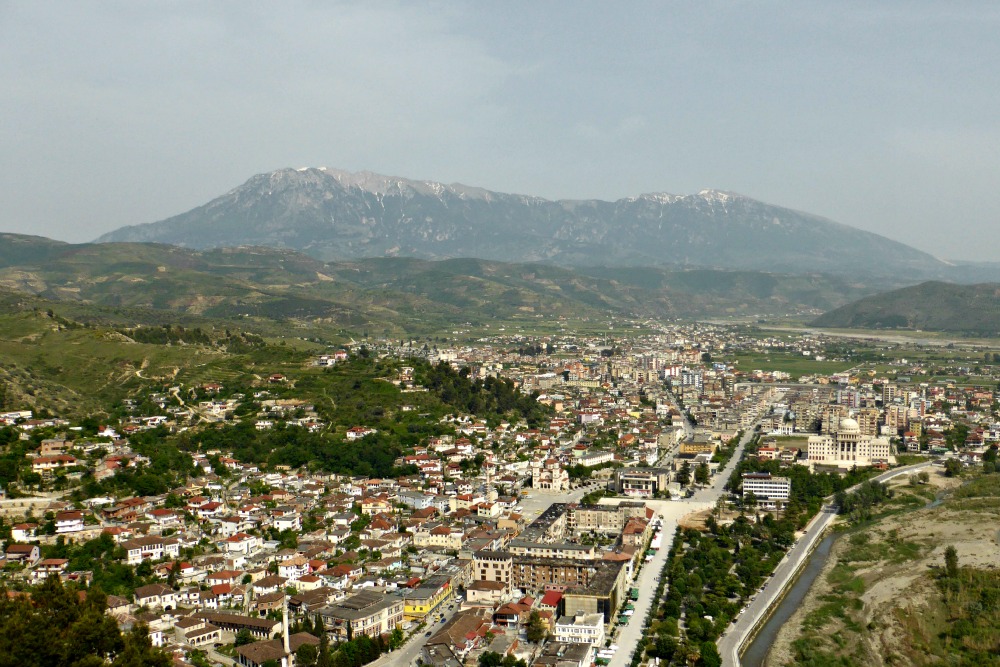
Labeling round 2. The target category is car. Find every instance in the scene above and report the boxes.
[425,631,432,637]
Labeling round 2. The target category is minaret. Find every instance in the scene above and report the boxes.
[282,594,291,656]
[485,462,498,503]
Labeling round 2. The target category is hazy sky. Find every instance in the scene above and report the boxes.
[3,1,999,260]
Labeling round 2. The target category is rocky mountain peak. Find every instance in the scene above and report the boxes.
[95,167,946,277]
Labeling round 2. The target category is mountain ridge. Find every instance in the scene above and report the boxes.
[1,232,886,332]
[95,167,945,277]
[809,281,1000,334]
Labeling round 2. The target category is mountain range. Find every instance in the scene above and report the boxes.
[0,233,885,334]
[96,167,947,277]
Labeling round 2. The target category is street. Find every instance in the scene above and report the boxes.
[605,414,766,667]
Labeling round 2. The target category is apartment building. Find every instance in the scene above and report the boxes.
[554,612,605,647]
[567,502,650,535]
[741,472,791,507]
[320,590,405,640]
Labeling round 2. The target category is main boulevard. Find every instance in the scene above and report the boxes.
[605,419,761,667]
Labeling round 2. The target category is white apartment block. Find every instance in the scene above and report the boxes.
[554,612,606,647]
[741,472,791,505]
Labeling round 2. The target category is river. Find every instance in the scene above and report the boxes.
[739,532,838,667]
[740,486,943,666]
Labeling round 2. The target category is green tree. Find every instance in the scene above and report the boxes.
[677,461,691,486]
[525,610,547,643]
[945,545,959,579]
[695,463,710,485]
[316,628,333,667]
[235,628,254,647]
[111,623,171,667]
[697,641,722,667]
[296,643,319,667]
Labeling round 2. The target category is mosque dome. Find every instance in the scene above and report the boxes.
[839,417,860,433]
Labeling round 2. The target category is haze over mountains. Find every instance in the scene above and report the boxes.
[96,167,947,278]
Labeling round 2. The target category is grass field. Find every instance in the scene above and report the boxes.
[728,351,852,378]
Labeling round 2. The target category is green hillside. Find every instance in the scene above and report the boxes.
[0,233,901,345]
[809,281,1000,334]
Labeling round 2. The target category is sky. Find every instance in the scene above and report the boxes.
[2,1,999,261]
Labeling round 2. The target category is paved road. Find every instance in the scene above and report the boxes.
[691,423,761,504]
[605,404,780,667]
[661,386,695,440]
[605,490,751,667]
[718,461,933,667]
[368,598,463,667]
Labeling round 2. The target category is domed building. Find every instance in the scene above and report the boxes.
[807,414,893,468]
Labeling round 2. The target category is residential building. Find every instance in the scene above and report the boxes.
[554,612,605,647]
[403,574,454,620]
[319,590,405,640]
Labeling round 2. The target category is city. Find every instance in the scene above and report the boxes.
[2,322,996,667]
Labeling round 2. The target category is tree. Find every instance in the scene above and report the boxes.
[944,458,962,478]
[296,643,319,667]
[235,628,254,647]
[313,613,326,638]
[478,653,526,667]
[166,558,183,589]
[381,626,402,651]
[112,623,172,667]
[526,610,547,643]
[677,461,691,486]
[695,463,710,485]
[945,545,959,579]
[316,627,333,667]
[697,641,722,667]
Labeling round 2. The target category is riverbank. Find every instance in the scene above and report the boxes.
[764,468,1000,666]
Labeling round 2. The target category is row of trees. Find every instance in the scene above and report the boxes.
[644,516,796,667]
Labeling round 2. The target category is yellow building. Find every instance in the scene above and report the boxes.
[403,575,453,620]
[679,437,716,455]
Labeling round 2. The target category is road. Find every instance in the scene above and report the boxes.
[660,385,694,440]
[691,423,760,503]
[718,461,933,667]
[605,413,773,667]
[367,600,460,667]
[606,499,710,667]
